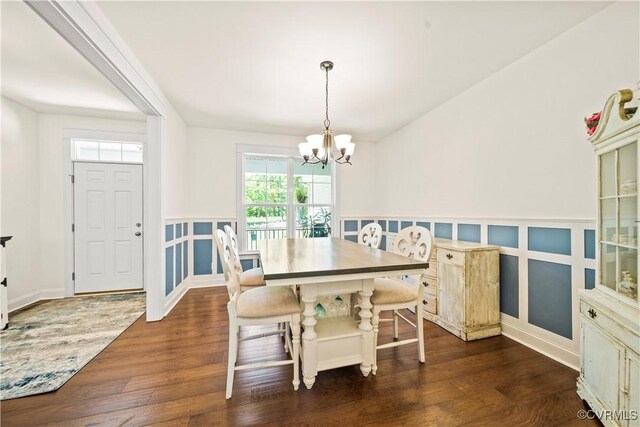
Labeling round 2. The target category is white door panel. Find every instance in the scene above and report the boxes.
[74,162,143,293]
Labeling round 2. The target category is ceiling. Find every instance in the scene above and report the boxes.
[96,1,611,141]
[1,1,143,121]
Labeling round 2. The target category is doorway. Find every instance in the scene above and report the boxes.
[73,162,143,294]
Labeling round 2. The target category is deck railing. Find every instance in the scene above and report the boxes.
[245,228,330,251]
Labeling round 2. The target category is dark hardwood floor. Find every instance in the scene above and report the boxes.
[0,287,600,426]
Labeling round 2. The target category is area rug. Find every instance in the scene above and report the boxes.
[0,292,145,400]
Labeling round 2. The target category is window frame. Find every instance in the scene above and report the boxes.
[237,145,340,252]
[72,138,144,164]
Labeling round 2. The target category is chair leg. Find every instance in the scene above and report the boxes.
[393,309,399,340]
[291,316,301,391]
[226,319,239,399]
[416,302,425,363]
[283,322,289,353]
[372,307,380,375]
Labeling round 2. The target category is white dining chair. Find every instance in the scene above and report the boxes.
[222,238,302,399]
[358,223,383,249]
[371,225,433,375]
[214,225,265,290]
[223,225,265,289]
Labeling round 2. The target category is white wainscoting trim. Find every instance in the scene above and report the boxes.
[501,320,580,371]
[164,277,191,315]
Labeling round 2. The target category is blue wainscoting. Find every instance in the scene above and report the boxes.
[585,268,596,290]
[194,239,213,275]
[361,219,375,226]
[401,220,413,230]
[165,246,174,296]
[345,235,358,243]
[194,222,213,235]
[344,220,358,232]
[175,243,183,287]
[434,223,453,239]
[528,259,573,339]
[183,244,188,280]
[343,216,599,364]
[458,224,481,243]
[488,225,518,248]
[500,254,519,318]
[176,224,182,239]
[165,224,174,242]
[584,230,596,259]
[528,227,571,256]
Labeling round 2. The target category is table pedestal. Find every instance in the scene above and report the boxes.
[299,278,374,389]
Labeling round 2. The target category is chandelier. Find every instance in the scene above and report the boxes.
[298,60,354,168]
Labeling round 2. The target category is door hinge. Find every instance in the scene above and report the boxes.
[71,175,74,183]
[72,272,75,281]
[71,224,75,232]
[1,278,6,287]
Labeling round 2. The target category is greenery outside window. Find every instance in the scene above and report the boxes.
[242,154,334,251]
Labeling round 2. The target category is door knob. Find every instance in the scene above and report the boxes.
[136,223,142,227]
[135,232,142,237]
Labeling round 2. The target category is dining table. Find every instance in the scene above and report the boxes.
[258,237,429,389]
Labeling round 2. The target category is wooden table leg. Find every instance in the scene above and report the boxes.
[301,287,318,389]
[358,279,374,377]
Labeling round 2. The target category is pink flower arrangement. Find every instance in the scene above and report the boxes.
[585,111,601,136]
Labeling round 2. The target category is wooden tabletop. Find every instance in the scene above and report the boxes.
[258,237,428,280]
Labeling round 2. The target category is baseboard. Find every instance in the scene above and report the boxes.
[8,289,65,313]
[164,278,191,315]
[189,275,225,288]
[501,321,579,371]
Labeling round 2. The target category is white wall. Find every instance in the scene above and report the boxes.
[37,114,145,302]
[376,2,639,220]
[187,127,378,219]
[162,104,189,219]
[1,97,42,308]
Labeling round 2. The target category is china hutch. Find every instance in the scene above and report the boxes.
[577,86,640,426]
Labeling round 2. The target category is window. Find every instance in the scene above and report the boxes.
[242,154,334,251]
[73,139,143,163]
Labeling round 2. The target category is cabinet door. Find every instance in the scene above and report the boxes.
[438,262,465,328]
[626,351,640,424]
[582,319,624,412]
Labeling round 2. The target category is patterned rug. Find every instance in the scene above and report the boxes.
[0,292,145,400]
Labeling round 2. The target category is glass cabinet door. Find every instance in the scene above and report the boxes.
[597,141,638,301]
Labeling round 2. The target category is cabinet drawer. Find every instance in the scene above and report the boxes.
[423,294,437,314]
[424,260,437,278]
[437,249,465,266]
[580,300,639,352]
[421,275,437,296]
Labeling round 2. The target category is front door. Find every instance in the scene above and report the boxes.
[74,162,143,293]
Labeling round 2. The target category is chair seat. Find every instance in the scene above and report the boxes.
[371,277,418,305]
[240,267,265,287]
[236,286,301,318]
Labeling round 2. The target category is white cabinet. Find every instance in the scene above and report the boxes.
[578,291,639,426]
[423,239,501,341]
[577,87,640,426]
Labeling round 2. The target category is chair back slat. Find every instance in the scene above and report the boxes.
[393,226,433,262]
[224,224,239,253]
[216,229,241,300]
[214,229,230,282]
[358,223,383,249]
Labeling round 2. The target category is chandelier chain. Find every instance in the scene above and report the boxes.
[324,66,330,130]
